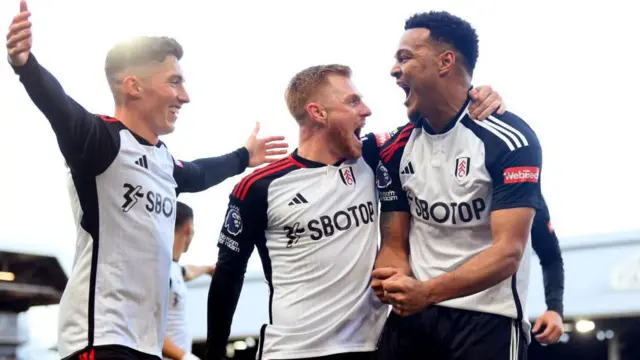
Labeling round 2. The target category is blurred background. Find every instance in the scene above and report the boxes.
[1,0,639,359]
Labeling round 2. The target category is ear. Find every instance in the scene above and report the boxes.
[438,50,456,77]
[305,102,328,125]
[123,76,144,98]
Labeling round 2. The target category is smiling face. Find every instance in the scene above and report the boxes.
[134,55,190,136]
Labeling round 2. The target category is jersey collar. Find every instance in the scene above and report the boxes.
[420,90,472,136]
[290,149,345,168]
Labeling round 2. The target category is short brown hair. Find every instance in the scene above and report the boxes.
[285,64,352,123]
[105,36,183,99]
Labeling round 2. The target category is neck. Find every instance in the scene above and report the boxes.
[115,106,159,145]
[419,78,470,133]
[296,127,341,165]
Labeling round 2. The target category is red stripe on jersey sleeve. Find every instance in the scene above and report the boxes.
[380,124,414,161]
[232,158,294,200]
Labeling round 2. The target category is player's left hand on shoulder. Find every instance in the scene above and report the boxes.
[532,310,564,344]
[244,121,289,167]
[382,274,429,316]
[468,85,506,120]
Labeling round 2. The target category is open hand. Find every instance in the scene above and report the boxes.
[244,122,289,167]
[6,0,32,67]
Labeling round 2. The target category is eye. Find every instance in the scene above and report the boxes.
[348,97,361,106]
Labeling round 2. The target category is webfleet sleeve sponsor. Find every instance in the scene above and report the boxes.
[503,166,540,184]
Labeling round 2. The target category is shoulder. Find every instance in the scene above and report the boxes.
[231,156,301,203]
[461,111,541,156]
[378,122,416,164]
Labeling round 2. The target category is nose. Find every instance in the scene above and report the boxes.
[361,102,372,117]
[390,62,401,79]
[178,86,190,104]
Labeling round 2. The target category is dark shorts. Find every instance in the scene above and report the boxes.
[62,345,160,360]
[276,352,374,360]
[375,306,527,360]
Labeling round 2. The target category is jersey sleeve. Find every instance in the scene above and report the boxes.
[205,182,267,359]
[360,132,380,173]
[11,54,119,174]
[173,147,249,195]
[377,127,411,213]
[488,135,544,212]
[531,197,564,316]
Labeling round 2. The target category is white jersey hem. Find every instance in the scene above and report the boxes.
[262,344,377,360]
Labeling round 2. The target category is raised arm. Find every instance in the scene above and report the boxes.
[204,190,264,360]
[7,2,118,173]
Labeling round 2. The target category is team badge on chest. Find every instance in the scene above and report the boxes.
[339,166,356,186]
[454,157,470,182]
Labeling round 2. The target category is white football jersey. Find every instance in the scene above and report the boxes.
[215,134,389,359]
[377,99,543,342]
[164,262,191,360]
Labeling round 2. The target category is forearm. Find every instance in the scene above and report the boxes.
[184,265,212,281]
[162,336,186,360]
[375,211,411,273]
[424,243,522,304]
[12,54,90,135]
[542,260,564,316]
[182,148,249,193]
[204,267,244,360]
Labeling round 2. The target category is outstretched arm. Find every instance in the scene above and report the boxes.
[7,1,118,174]
[174,122,288,194]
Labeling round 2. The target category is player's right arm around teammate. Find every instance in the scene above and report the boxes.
[6,0,118,173]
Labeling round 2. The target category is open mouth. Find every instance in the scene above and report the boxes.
[353,127,363,141]
[397,82,411,104]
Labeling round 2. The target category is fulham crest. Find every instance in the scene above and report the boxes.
[455,157,470,182]
[339,166,356,186]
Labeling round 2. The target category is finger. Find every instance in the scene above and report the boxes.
[261,136,286,143]
[11,10,31,26]
[6,30,31,48]
[371,267,399,280]
[497,99,507,115]
[536,324,555,343]
[549,327,563,343]
[20,0,29,13]
[532,319,542,333]
[265,149,288,157]
[7,20,31,40]
[476,85,493,101]
[7,41,30,57]
[264,142,288,150]
[468,88,480,101]
[476,99,501,120]
[382,280,405,294]
[469,91,497,119]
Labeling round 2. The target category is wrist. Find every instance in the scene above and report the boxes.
[421,278,442,305]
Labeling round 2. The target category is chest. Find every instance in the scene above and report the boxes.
[400,128,492,225]
[267,161,378,248]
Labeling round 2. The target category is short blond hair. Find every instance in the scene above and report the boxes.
[285,64,352,123]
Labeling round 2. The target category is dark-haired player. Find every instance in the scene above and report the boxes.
[6,2,287,359]
[163,202,216,360]
[373,11,544,360]
[204,63,504,360]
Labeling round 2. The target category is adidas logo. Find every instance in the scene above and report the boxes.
[401,162,415,175]
[288,193,308,206]
[135,155,149,169]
